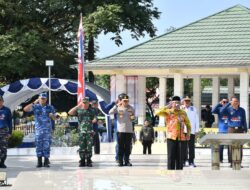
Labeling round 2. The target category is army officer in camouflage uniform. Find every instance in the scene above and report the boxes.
[68,97,97,167]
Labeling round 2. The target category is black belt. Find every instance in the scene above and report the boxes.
[229,126,242,129]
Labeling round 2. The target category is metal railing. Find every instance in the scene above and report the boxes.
[15,123,35,135]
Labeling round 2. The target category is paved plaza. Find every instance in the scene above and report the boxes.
[1,142,250,190]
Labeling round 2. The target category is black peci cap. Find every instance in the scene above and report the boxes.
[172,96,181,101]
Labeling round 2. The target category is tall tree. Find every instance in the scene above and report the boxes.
[0,0,160,84]
[0,0,78,83]
[81,0,160,82]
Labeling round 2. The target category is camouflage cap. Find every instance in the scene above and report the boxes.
[82,96,90,103]
[91,99,98,104]
[39,92,47,99]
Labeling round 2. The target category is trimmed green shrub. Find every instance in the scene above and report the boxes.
[8,130,24,148]
[52,126,79,147]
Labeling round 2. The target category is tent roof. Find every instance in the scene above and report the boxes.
[0,78,110,111]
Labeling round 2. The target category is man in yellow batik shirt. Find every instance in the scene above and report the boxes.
[155,96,191,170]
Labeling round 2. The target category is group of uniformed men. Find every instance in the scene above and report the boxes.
[0,91,135,168]
[0,92,247,169]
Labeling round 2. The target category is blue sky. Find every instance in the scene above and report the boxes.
[96,0,250,58]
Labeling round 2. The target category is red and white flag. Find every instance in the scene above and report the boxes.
[77,14,85,104]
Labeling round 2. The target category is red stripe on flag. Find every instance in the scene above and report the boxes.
[77,14,85,104]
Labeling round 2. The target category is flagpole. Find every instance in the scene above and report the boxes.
[77,13,85,104]
[81,13,85,98]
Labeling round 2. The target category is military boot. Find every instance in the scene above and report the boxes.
[79,159,86,167]
[0,156,7,168]
[86,157,92,167]
[44,158,50,167]
[36,157,43,168]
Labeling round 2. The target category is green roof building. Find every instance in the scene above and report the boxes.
[75,5,250,125]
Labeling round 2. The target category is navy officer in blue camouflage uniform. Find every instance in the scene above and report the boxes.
[220,96,248,167]
[0,95,12,168]
[24,92,56,168]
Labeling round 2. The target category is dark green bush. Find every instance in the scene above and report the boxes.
[8,131,24,148]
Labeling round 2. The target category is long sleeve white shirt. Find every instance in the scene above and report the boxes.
[181,105,200,134]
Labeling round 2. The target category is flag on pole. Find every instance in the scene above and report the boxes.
[77,14,85,104]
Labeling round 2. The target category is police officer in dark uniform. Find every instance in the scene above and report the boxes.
[0,95,12,168]
[91,100,100,154]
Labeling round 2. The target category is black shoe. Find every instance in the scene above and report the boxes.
[118,161,123,167]
[0,157,7,168]
[36,157,43,168]
[189,163,196,168]
[124,162,132,166]
[44,158,50,167]
[87,162,93,167]
[0,163,7,168]
[87,157,92,167]
[79,160,86,167]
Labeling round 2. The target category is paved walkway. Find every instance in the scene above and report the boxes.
[1,142,250,190]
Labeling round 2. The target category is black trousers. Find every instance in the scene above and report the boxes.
[167,139,185,170]
[183,134,195,164]
[93,132,100,154]
[220,145,229,162]
[117,132,133,164]
[142,140,152,154]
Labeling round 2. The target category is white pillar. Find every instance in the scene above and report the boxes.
[158,77,167,126]
[115,75,126,98]
[240,72,249,127]
[137,76,146,125]
[212,77,220,125]
[212,77,220,107]
[110,75,116,102]
[228,77,235,100]
[174,73,184,97]
[193,75,201,122]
